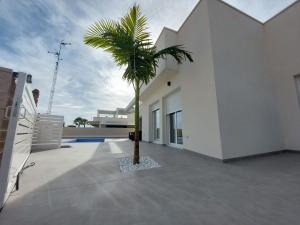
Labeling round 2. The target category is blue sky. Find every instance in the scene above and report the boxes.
[0,0,296,125]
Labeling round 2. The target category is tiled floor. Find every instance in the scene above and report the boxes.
[0,140,300,225]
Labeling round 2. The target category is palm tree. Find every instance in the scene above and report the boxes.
[84,4,193,164]
[74,117,82,127]
[81,118,88,128]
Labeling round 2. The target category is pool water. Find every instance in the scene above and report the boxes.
[65,137,105,143]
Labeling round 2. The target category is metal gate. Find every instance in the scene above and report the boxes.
[0,72,36,209]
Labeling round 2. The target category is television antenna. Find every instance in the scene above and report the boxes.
[47,40,71,114]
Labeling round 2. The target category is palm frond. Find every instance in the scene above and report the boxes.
[121,4,150,41]
[84,20,135,65]
[84,4,193,86]
[154,45,193,64]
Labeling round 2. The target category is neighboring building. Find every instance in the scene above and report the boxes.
[89,107,134,128]
[136,0,300,160]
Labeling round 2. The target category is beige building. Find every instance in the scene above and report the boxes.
[136,0,300,160]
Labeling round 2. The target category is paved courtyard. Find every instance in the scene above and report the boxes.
[0,139,300,225]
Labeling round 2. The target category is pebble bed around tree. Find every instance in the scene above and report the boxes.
[119,156,161,173]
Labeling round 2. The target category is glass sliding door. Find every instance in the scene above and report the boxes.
[152,109,160,140]
[169,113,176,144]
[176,111,183,144]
[167,110,183,147]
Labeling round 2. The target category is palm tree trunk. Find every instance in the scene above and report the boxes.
[133,80,140,164]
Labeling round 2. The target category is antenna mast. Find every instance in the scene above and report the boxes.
[47,40,71,114]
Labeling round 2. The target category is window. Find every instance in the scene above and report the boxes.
[152,109,160,140]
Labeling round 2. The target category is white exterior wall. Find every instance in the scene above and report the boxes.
[140,27,180,144]
[140,0,300,160]
[140,71,182,144]
[177,0,222,158]
[264,1,300,151]
[140,0,223,159]
[207,0,283,159]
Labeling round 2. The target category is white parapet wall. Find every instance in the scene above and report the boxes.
[31,114,64,152]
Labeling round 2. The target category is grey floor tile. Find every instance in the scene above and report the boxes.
[0,141,300,225]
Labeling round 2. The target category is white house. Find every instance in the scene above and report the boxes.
[136,0,300,160]
[89,108,134,128]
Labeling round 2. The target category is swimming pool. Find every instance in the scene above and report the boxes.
[65,137,105,143]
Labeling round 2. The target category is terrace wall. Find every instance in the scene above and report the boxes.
[206,0,283,159]
[264,1,300,151]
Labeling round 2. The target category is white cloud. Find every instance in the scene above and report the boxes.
[0,0,198,125]
[0,0,295,125]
